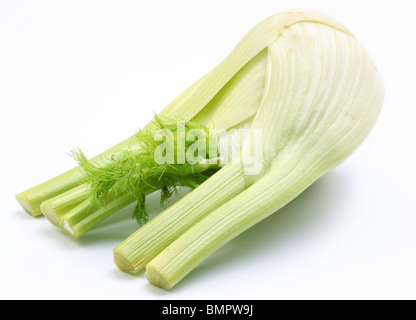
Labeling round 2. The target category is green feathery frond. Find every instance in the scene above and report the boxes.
[71,115,220,225]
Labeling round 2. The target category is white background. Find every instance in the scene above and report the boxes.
[1,0,415,300]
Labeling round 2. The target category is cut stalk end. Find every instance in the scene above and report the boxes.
[113,250,141,275]
[15,194,40,217]
[40,202,60,226]
[62,220,80,240]
[145,263,173,291]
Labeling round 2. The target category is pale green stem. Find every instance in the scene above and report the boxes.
[113,163,246,274]
[60,194,138,240]
[40,185,89,226]
[16,167,83,217]
[145,158,322,290]
[16,137,136,216]
[40,161,219,236]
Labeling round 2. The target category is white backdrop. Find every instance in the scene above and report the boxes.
[1,0,415,300]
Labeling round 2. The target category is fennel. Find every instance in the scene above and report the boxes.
[15,10,384,291]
